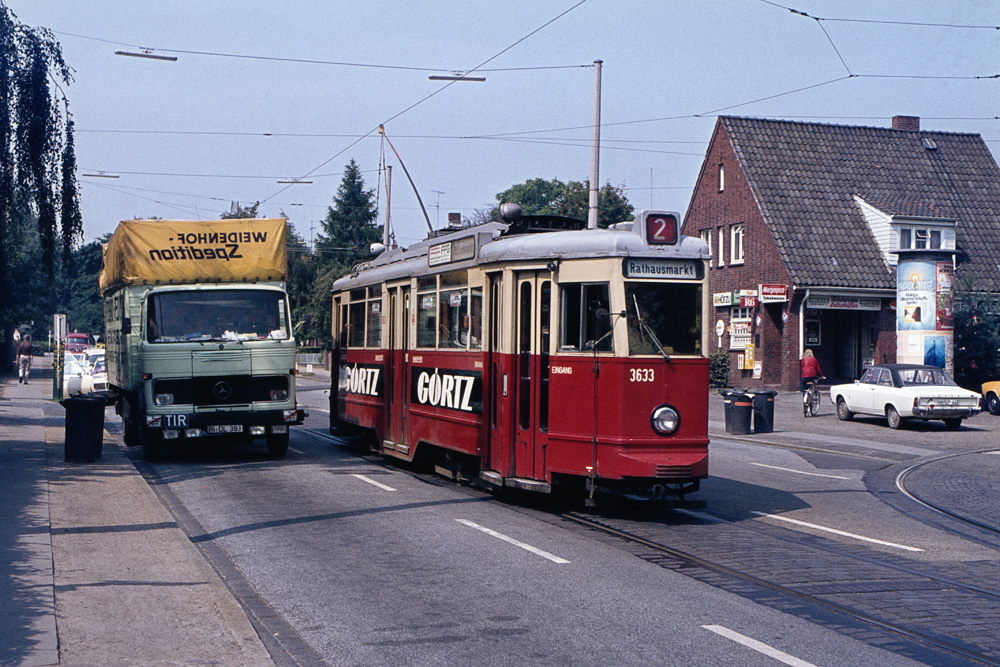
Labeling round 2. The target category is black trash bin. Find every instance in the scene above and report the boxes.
[721,390,752,435]
[60,394,105,462]
[751,390,778,433]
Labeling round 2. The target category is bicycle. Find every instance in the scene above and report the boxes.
[803,377,824,417]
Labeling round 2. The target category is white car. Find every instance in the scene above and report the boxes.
[63,358,91,395]
[830,364,981,430]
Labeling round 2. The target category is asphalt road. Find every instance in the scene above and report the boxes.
[105,377,1000,666]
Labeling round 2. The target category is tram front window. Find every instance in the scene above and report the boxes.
[625,282,702,356]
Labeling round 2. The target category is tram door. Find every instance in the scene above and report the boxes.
[386,286,411,450]
[513,271,552,479]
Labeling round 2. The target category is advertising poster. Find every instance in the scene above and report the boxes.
[896,260,936,331]
[935,262,954,331]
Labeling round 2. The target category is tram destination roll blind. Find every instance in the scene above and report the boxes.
[622,259,701,279]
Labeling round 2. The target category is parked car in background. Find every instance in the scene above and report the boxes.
[90,357,108,393]
[830,364,981,430]
[83,347,104,370]
[65,333,90,353]
[981,381,1000,415]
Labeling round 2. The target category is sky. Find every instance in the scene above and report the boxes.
[5,0,999,249]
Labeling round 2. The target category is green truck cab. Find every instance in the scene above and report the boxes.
[101,218,304,461]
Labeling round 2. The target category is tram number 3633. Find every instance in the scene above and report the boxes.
[630,368,656,382]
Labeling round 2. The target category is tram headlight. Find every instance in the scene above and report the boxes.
[650,405,680,436]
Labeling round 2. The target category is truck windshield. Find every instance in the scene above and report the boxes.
[147,290,290,343]
[624,282,702,356]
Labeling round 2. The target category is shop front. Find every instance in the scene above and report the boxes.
[801,292,895,383]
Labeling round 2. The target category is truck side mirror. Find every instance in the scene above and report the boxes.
[122,317,131,334]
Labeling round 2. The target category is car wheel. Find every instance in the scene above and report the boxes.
[886,405,902,430]
[836,397,854,421]
[943,418,963,430]
[988,393,1000,416]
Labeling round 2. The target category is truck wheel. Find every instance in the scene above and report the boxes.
[987,393,1000,415]
[123,417,140,447]
[943,418,963,430]
[141,429,162,462]
[267,433,289,458]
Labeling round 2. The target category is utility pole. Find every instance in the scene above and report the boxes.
[587,59,603,230]
[383,165,392,246]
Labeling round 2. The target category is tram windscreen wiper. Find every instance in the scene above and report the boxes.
[633,294,670,361]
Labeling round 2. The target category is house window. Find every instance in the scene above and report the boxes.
[898,226,943,250]
[700,229,712,260]
[730,223,744,265]
[718,164,725,192]
[717,227,725,267]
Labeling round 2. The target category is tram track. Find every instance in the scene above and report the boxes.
[560,507,1000,666]
[315,428,1000,664]
[894,448,1000,538]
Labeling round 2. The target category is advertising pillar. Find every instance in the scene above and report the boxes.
[896,252,954,370]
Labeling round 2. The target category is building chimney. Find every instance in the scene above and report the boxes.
[892,115,920,131]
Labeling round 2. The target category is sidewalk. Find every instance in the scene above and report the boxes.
[0,356,272,667]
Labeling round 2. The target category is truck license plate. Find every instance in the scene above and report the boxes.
[207,424,243,434]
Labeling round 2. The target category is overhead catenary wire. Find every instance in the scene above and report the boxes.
[55,29,593,74]
[258,0,589,208]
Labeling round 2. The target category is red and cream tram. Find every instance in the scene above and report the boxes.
[330,206,711,499]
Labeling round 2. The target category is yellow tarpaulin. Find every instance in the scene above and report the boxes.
[100,218,287,294]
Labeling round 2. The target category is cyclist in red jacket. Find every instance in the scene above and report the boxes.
[800,349,823,396]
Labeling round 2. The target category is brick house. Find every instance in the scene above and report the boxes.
[681,115,1000,390]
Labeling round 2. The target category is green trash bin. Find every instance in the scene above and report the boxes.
[60,394,105,462]
[721,390,752,435]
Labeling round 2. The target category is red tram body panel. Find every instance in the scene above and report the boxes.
[331,210,711,498]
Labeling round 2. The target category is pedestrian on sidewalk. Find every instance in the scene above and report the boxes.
[15,334,33,384]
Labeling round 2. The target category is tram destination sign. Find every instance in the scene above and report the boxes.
[622,258,702,279]
[428,236,476,267]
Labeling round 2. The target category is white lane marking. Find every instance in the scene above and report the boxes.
[351,474,396,491]
[456,519,570,564]
[749,462,849,480]
[702,625,817,667]
[751,512,923,552]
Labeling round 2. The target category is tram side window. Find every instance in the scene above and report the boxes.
[440,289,467,348]
[417,292,437,348]
[416,270,482,349]
[366,285,382,348]
[560,283,612,352]
[348,301,366,347]
[347,286,383,348]
[469,287,483,349]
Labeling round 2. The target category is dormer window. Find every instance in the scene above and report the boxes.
[899,226,943,250]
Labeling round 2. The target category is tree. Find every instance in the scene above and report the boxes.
[65,238,107,340]
[314,160,381,266]
[494,177,633,227]
[0,7,81,363]
[306,161,381,347]
[221,201,260,219]
[953,285,1000,391]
